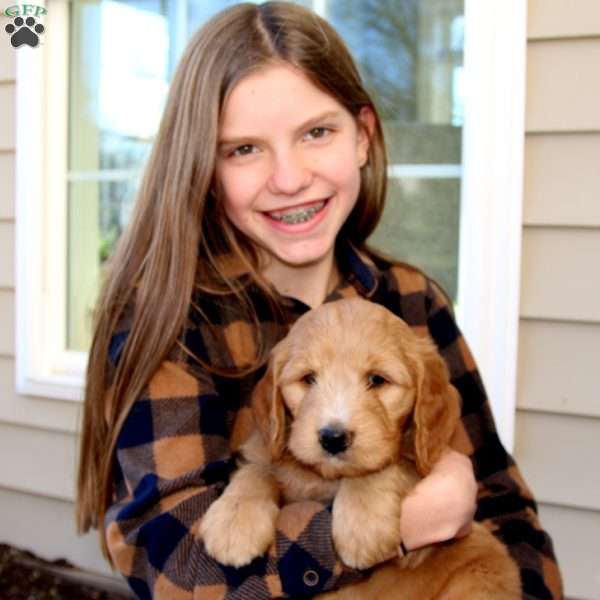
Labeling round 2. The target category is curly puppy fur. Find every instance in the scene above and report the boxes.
[200,297,521,599]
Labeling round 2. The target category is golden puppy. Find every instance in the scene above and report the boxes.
[200,297,521,599]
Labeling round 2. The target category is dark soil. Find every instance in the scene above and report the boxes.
[0,543,132,599]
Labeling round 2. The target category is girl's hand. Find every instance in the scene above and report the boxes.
[399,448,477,552]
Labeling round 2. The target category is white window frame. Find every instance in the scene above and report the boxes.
[16,0,87,403]
[455,0,527,451]
[15,0,526,450]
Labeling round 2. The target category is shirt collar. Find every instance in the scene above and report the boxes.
[211,237,382,305]
[335,238,381,299]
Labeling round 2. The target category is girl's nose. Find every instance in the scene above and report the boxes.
[268,149,312,195]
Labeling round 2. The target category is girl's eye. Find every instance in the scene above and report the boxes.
[305,127,330,140]
[302,372,317,385]
[231,144,256,157]
[367,373,387,388]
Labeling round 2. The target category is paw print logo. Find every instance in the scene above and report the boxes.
[5,16,45,48]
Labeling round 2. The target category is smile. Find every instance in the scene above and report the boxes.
[265,199,327,224]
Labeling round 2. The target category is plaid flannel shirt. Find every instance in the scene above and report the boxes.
[104,238,563,599]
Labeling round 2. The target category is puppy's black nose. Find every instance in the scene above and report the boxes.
[319,426,349,455]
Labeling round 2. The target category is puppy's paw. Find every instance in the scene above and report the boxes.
[332,511,398,569]
[332,468,403,569]
[200,494,279,567]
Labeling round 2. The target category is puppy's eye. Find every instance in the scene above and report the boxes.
[367,373,387,388]
[301,372,317,385]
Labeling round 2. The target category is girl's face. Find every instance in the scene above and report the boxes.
[215,63,373,271]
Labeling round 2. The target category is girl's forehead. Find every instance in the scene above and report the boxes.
[219,64,349,134]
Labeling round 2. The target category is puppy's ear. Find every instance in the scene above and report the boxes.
[251,341,289,461]
[410,336,461,477]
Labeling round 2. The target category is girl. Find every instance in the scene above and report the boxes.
[76,3,562,599]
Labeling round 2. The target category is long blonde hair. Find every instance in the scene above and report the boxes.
[76,1,389,562]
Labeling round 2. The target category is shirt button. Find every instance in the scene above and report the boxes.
[303,569,319,587]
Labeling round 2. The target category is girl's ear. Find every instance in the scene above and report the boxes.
[250,341,289,461]
[410,336,462,476]
[357,105,376,167]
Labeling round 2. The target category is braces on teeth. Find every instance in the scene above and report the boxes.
[270,203,324,224]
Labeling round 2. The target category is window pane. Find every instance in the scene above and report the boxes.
[67,178,138,351]
[67,0,463,350]
[368,178,460,299]
[69,1,168,173]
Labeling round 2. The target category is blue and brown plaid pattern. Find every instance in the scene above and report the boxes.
[104,238,562,599]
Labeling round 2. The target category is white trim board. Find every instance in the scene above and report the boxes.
[16,0,86,403]
[456,0,527,451]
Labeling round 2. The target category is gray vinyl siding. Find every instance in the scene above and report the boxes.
[513,2,600,598]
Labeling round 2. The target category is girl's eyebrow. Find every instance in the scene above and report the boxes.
[218,109,344,147]
[294,109,344,134]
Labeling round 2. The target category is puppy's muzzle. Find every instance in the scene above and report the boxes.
[318,426,351,455]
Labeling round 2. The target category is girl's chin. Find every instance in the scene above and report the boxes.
[263,243,334,268]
